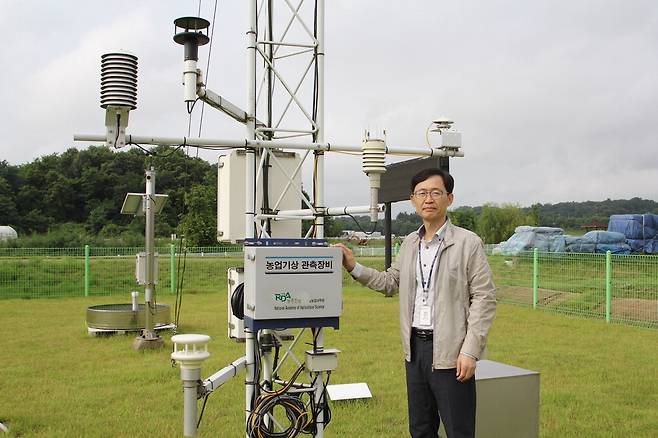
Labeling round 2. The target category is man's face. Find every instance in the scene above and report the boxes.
[410,175,454,223]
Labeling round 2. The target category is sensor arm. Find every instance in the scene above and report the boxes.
[73,134,465,157]
[201,356,247,396]
[197,86,248,124]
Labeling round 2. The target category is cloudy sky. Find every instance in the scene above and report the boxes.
[2,0,657,214]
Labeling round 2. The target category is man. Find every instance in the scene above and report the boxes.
[334,168,496,438]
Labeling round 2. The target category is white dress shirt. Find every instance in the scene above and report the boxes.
[349,221,447,330]
[411,222,447,329]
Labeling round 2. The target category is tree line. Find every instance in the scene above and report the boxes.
[2,147,656,246]
[0,146,216,246]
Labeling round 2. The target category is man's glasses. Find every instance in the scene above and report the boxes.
[412,189,445,199]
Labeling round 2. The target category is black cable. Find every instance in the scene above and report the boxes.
[247,364,311,438]
[272,343,280,378]
[197,392,210,428]
[347,213,379,235]
[197,0,219,140]
[114,113,122,147]
[127,142,185,158]
[157,144,185,157]
[173,238,187,330]
[187,98,199,115]
[312,0,318,137]
[303,371,332,434]
[132,143,152,155]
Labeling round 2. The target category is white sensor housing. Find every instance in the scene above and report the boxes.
[362,137,387,222]
[100,52,138,149]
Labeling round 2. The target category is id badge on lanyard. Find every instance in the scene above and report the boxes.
[418,305,432,326]
[418,240,441,327]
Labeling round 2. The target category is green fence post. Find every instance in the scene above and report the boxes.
[533,248,539,309]
[84,245,90,297]
[170,243,176,294]
[605,250,612,323]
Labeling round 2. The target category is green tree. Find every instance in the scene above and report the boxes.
[178,184,217,246]
[449,207,477,231]
[0,176,19,227]
[527,203,541,226]
[477,203,529,243]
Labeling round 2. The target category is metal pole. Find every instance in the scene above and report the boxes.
[314,0,325,241]
[144,168,155,337]
[314,3,326,436]
[605,250,612,323]
[245,0,258,432]
[182,367,201,437]
[74,133,466,157]
[84,244,90,297]
[384,202,392,269]
[133,167,163,349]
[170,243,176,294]
[260,4,275,428]
[532,248,538,309]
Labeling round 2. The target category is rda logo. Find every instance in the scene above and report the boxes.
[274,291,293,302]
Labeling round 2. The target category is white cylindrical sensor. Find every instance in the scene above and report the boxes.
[131,291,139,311]
[362,138,387,222]
[183,60,198,103]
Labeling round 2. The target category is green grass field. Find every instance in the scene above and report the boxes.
[0,285,656,437]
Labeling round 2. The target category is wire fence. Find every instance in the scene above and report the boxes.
[0,245,656,329]
[491,249,658,329]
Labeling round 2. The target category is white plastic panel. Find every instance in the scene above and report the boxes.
[135,252,159,285]
[217,149,302,242]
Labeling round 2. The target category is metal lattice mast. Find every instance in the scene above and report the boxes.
[246,1,327,436]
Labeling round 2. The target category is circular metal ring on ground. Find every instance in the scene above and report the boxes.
[86,303,171,330]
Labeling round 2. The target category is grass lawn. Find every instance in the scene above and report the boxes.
[0,286,656,437]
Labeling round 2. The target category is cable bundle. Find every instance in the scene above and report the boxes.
[247,366,312,438]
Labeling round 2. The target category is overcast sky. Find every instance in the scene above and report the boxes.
[2,0,657,215]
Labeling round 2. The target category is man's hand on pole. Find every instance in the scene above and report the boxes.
[332,243,356,271]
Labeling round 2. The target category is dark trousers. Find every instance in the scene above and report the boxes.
[405,335,476,438]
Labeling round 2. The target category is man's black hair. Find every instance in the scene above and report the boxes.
[410,168,454,194]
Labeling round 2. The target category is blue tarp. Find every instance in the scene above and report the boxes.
[497,226,565,255]
[564,234,630,254]
[499,227,631,255]
[594,243,631,255]
[607,213,658,253]
[626,238,658,254]
[582,230,626,244]
[608,214,658,239]
[565,240,595,253]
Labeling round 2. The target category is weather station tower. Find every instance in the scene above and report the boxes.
[74,1,464,436]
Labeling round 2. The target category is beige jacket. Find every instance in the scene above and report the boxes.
[353,221,496,369]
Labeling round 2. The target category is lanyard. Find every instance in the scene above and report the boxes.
[418,239,442,300]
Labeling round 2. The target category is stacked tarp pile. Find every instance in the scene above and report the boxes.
[496,226,565,256]
[565,230,631,254]
[608,214,658,254]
